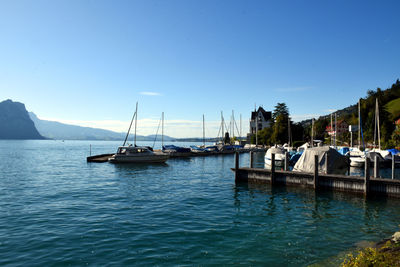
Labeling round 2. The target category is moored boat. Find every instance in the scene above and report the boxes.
[109,146,169,163]
[265,145,286,167]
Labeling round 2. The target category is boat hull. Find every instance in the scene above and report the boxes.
[109,154,169,163]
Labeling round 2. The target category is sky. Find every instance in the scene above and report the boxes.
[1,0,399,138]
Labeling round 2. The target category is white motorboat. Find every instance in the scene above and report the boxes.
[109,146,169,163]
[349,148,365,168]
[265,145,286,167]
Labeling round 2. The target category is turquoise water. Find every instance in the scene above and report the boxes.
[1,140,400,266]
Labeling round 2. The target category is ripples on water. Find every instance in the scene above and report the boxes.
[1,140,400,266]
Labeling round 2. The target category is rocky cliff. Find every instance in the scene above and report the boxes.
[0,99,44,139]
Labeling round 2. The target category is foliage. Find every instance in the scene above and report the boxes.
[385,97,400,120]
[342,241,400,267]
[272,103,289,121]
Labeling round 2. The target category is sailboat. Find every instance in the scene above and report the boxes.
[368,99,393,165]
[108,103,169,163]
[190,115,216,155]
[349,99,366,168]
[160,112,192,157]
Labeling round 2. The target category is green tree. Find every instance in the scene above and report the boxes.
[272,103,289,121]
[271,114,289,144]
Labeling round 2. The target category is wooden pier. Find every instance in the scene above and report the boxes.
[232,152,400,198]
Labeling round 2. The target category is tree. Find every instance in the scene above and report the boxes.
[272,103,289,121]
[271,114,289,144]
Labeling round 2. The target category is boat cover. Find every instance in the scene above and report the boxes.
[293,146,349,174]
[387,148,400,156]
[162,145,191,153]
[338,147,350,156]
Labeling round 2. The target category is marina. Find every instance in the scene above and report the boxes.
[2,140,400,266]
[234,151,400,198]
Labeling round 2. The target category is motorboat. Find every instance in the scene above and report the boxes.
[348,148,365,168]
[265,145,286,167]
[109,145,169,163]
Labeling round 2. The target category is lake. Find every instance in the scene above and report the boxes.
[1,140,400,266]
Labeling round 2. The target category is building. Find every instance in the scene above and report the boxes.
[249,106,272,135]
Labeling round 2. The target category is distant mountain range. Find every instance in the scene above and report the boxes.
[29,112,177,141]
[0,99,178,141]
[0,99,44,139]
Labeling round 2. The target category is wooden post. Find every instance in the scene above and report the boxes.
[250,151,254,168]
[393,155,396,180]
[271,153,275,185]
[284,152,289,171]
[348,157,351,176]
[374,154,380,178]
[365,157,370,196]
[314,155,319,190]
[235,152,239,182]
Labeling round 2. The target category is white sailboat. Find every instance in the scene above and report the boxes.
[349,99,365,168]
[109,103,169,163]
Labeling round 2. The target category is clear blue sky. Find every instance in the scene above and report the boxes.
[1,0,399,137]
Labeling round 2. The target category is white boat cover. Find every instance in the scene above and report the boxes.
[293,146,349,174]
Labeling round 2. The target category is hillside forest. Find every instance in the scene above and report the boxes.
[253,79,400,149]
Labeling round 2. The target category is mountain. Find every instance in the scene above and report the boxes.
[0,99,44,139]
[29,112,177,141]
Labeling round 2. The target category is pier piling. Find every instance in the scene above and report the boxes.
[392,156,395,180]
[271,153,276,185]
[374,154,380,178]
[250,151,254,168]
[314,155,319,190]
[365,157,370,196]
[235,152,239,182]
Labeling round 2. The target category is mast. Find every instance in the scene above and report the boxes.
[376,98,381,150]
[311,118,314,148]
[134,102,138,146]
[256,112,258,146]
[358,99,361,149]
[334,113,337,149]
[288,117,290,147]
[240,114,242,142]
[232,110,235,140]
[162,112,164,148]
[122,106,137,147]
[221,111,224,142]
[330,113,333,146]
[202,114,205,147]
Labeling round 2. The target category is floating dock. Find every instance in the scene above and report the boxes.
[232,152,400,198]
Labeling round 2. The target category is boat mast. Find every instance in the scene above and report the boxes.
[255,111,258,146]
[162,112,164,148]
[202,114,205,147]
[334,113,337,149]
[330,113,333,146]
[122,105,137,147]
[358,99,361,149]
[232,110,235,140]
[288,117,291,147]
[240,114,242,142]
[221,111,224,143]
[134,102,138,146]
[311,118,314,148]
[376,98,381,150]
